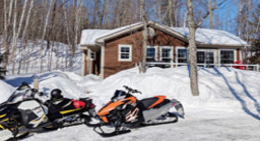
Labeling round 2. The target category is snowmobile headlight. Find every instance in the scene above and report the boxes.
[112,96,126,102]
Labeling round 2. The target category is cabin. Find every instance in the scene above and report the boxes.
[79,21,247,79]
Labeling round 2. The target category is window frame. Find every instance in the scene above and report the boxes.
[160,46,173,62]
[90,51,96,61]
[118,44,132,62]
[146,46,158,61]
[176,46,187,64]
[196,49,216,64]
[219,49,236,64]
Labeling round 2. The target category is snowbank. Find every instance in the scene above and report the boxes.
[2,71,89,103]
[0,80,15,104]
[84,67,259,116]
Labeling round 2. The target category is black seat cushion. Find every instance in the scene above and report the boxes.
[140,97,159,109]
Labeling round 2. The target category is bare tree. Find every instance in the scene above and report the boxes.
[186,0,226,96]
[141,0,147,73]
[209,0,214,29]
[40,0,53,72]
[9,0,18,74]
[186,0,199,96]
[17,0,35,74]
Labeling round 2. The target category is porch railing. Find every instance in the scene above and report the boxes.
[146,62,260,72]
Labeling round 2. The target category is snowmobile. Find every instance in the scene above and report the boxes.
[0,82,96,138]
[94,86,185,137]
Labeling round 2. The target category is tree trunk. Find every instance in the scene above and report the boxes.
[17,0,34,74]
[183,10,187,27]
[168,0,173,27]
[141,0,147,73]
[186,0,199,96]
[10,0,18,74]
[209,0,213,29]
[3,0,14,72]
[40,0,53,72]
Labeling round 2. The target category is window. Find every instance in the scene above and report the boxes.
[91,52,96,61]
[197,50,215,68]
[220,50,235,64]
[160,46,173,62]
[146,46,157,62]
[177,48,187,63]
[118,45,132,61]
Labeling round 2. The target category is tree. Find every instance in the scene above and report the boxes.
[186,0,226,96]
[209,0,214,29]
[141,0,147,73]
[186,0,199,96]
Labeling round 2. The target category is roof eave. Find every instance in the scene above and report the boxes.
[197,43,248,48]
[96,23,144,44]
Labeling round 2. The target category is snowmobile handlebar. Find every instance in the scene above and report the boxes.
[123,85,142,94]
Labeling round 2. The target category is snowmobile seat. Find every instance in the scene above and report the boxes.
[140,97,159,110]
[44,98,75,121]
[140,96,170,110]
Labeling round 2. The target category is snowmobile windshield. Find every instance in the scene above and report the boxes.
[111,90,127,102]
[7,84,32,103]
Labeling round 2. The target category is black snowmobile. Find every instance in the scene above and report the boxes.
[0,82,96,138]
[94,86,185,137]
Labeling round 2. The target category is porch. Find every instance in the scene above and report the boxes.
[146,62,260,72]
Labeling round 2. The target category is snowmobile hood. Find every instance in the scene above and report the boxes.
[97,97,137,116]
[97,101,124,116]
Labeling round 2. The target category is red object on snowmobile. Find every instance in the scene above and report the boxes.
[72,99,86,108]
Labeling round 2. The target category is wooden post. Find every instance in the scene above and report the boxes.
[34,78,39,90]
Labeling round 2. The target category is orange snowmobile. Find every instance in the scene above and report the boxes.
[94,86,185,137]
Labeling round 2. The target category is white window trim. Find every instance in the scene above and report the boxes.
[118,44,132,62]
[160,46,173,61]
[176,46,187,63]
[218,49,236,64]
[90,51,96,61]
[146,46,158,61]
[196,49,217,64]
[239,49,243,61]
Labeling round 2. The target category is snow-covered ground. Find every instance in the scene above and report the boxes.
[0,67,260,141]
[0,39,82,75]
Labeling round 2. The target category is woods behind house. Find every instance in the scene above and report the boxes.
[0,0,260,74]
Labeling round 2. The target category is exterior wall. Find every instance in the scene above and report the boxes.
[81,27,244,78]
[103,28,187,78]
[82,49,100,76]
[82,50,88,76]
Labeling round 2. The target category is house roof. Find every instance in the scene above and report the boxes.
[171,27,247,46]
[80,22,247,47]
[80,22,141,45]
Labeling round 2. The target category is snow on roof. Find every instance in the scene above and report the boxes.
[80,29,110,45]
[171,27,247,45]
[80,22,141,45]
[80,22,247,46]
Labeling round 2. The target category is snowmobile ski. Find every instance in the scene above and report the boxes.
[93,125,131,137]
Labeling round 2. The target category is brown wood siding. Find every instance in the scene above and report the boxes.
[104,28,187,78]
[237,49,240,61]
[83,50,88,75]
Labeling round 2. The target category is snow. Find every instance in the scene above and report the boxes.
[80,29,110,45]
[80,22,247,46]
[0,67,260,141]
[172,27,247,45]
[0,39,82,75]
[0,80,15,104]
[80,22,141,45]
